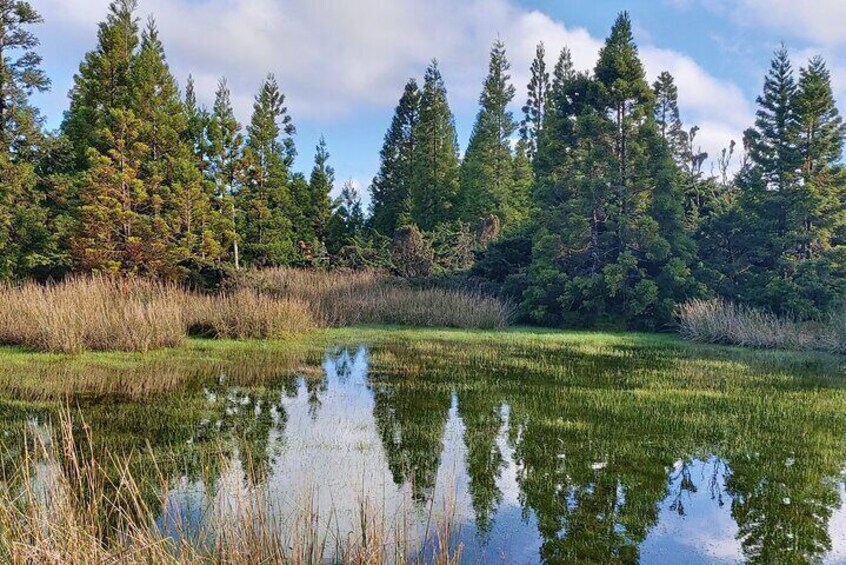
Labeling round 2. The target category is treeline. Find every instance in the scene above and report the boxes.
[1,2,845,329]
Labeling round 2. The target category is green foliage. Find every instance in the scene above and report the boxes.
[369,79,419,236]
[307,135,334,243]
[459,40,520,228]
[326,180,364,256]
[238,75,297,268]
[410,61,460,230]
[520,42,549,162]
[525,12,702,329]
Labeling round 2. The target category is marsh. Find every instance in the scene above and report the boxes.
[1,328,845,563]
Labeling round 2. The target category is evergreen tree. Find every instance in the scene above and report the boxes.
[525,12,700,328]
[133,18,219,266]
[370,78,420,236]
[326,180,364,255]
[459,39,518,226]
[652,71,686,161]
[731,47,807,314]
[520,42,549,162]
[238,75,297,267]
[0,0,53,278]
[410,60,460,231]
[207,77,244,268]
[0,0,49,152]
[63,0,139,167]
[307,135,334,243]
[735,52,846,316]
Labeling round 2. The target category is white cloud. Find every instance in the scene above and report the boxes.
[720,0,846,47]
[32,0,751,175]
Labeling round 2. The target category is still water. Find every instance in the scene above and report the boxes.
[5,337,846,564]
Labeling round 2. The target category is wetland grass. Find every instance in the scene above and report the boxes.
[677,298,846,353]
[237,268,512,329]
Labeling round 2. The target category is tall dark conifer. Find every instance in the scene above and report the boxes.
[410,60,460,231]
[520,42,549,162]
[238,75,297,267]
[370,79,420,236]
[459,39,518,226]
[308,135,334,244]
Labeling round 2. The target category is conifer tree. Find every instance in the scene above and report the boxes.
[410,60,460,231]
[238,75,297,267]
[526,12,700,328]
[207,78,244,268]
[652,71,686,161]
[308,135,334,243]
[63,0,139,167]
[370,78,420,236]
[0,0,53,278]
[326,180,364,255]
[520,42,549,162]
[459,40,518,226]
[733,51,846,316]
[133,18,218,265]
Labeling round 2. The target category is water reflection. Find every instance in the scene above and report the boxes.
[5,345,846,564]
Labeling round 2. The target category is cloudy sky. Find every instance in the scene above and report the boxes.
[31,0,846,202]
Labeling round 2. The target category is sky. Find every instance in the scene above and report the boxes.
[30,0,846,204]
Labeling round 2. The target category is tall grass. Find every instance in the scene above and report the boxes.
[676,298,846,353]
[0,277,317,354]
[0,276,186,354]
[0,413,461,564]
[239,268,512,329]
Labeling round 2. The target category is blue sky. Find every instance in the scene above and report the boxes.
[31,0,846,204]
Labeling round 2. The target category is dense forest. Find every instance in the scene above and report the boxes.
[1,0,845,329]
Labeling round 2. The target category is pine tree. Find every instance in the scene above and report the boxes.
[72,108,165,275]
[525,12,700,328]
[308,135,334,244]
[732,47,804,313]
[0,0,52,278]
[207,77,244,268]
[238,75,297,267]
[459,39,518,226]
[652,71,686,161]
[63,0,139,167]
[370,78,420,236]
[520,42,549,162]
[410,60,460,231]
[132,18,218,266]
[326,180,364,255]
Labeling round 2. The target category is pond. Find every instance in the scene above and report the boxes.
[1,330,846,563]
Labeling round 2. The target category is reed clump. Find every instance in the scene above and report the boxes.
[186,289,315,340]
[0,276,186,354]
[0,277,318,354]
[238,268,512,329]
[676,298,846,353]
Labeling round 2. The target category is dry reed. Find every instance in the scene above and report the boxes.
[676,298,846,353]
[239,268,512,329]
[0,277,318,354]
